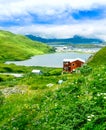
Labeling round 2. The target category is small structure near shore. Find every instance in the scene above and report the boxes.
[32,69,42,75]
[63,58,85,73]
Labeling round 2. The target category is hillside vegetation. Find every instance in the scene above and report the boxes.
[0,30,54,62]
[88,46,106,66]
[0,46,106,129]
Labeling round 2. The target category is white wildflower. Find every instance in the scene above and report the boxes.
[87,118,91,121]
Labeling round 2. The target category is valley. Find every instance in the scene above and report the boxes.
[0,30,106,130]
[0,0,106,129]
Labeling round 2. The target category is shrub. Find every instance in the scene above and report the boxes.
[0,91,5,106]
[78,65,92,75]
[47,69,62,76]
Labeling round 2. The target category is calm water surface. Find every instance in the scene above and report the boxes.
[6,52,91,67]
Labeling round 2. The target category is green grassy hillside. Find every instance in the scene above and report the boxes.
[0,64,106,130]
[0,30,54,62]
[0,43,106,129]
[88,46,106,66]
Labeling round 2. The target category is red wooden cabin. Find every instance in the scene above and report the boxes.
[63,58,85,73]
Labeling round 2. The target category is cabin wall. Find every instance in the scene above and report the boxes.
[71,60,84,71]
[63,60,84,72]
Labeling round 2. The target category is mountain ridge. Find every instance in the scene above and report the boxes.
[25,34,103,44]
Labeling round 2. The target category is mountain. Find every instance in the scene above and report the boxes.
[0,30,54,62]
[25,34,103,44]
[88,46,106,66]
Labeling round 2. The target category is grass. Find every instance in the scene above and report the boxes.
[0,42,106,129]
[0,30,55,62]
[87,46,106,66]
[0,63,106,129]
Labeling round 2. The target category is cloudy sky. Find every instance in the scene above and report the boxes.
[0,0,106,40]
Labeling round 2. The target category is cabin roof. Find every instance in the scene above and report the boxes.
[63,58,85,63]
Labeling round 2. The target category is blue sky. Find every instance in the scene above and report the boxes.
[0,0,106,40]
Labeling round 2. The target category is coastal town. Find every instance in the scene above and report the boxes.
[54,45,103,53]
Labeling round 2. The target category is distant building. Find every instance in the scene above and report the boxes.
[63,58,85,73]
[32,69,42,75]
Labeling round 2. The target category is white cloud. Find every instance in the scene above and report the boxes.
[0,0,106,40]
[0,0,106,18]
[1,19,106,40]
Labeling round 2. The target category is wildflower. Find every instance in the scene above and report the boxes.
[87,118,91,121]
[104,97,106,99]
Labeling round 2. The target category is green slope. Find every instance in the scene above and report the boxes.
[0,65,106,129]
[0,31,106,130]
[88,46,106,66]
[0,30,54,62]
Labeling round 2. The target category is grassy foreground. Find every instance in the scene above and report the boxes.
[0,63,106,130]
[0,46,106,129]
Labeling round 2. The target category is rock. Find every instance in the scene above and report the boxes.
[58,80,63,84]
[0,86,26,96]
